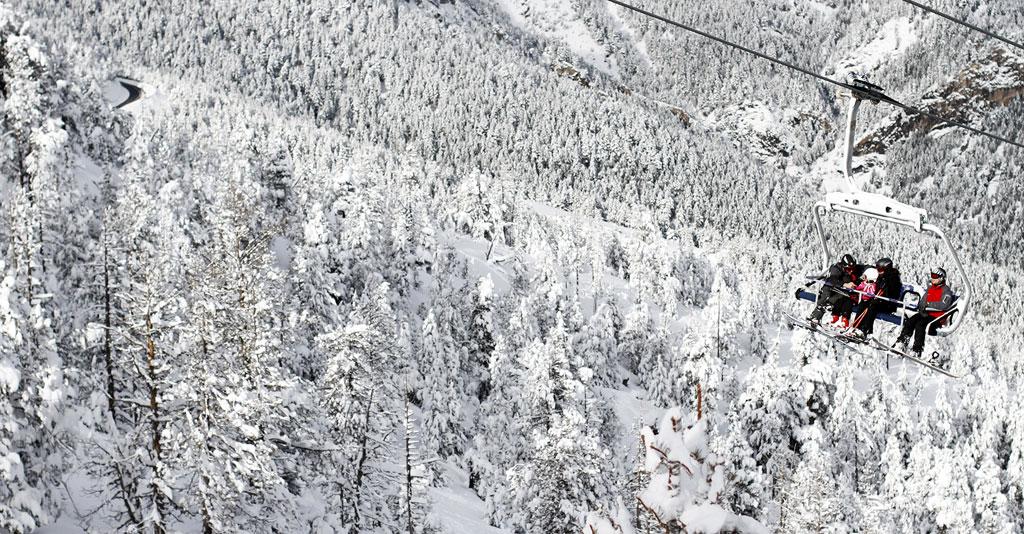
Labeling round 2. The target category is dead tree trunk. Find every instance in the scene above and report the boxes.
[352,388,375,530]
[103,238,116,419]
[146,311,167,534]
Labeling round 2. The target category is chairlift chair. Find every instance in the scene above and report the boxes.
[796,78,973,336]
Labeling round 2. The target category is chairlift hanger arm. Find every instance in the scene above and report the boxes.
[921,223,972,336]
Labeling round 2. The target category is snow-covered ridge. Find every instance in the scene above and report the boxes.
[858,46,1024,155]
[829,16,921,79]
[494,0,619,76]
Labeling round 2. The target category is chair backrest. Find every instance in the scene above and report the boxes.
[900,285,921,313]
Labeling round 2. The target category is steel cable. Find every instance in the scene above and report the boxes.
[604,0,1024,149]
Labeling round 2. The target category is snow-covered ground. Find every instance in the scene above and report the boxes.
[101,78,129,107]
[429,465,507,534]
[8,0,1020,530]
[830,16,921,79]
[101,76,164,111]
[494,0,619,76]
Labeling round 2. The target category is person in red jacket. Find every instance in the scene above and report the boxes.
[894,267,956,358]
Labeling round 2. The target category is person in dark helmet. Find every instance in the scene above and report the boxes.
[807,253,862,325]
[848,257,902,338]
[894,268,956,358]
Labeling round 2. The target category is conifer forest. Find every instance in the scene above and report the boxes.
[1,0,1023,532]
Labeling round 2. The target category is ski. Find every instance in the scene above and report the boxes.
[868,338,964,379]
[783,313,871,347]
[785,313,963,377]
[783,312,820,333]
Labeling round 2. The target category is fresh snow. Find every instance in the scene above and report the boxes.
[681,503,769,534]
[0,358,18,391]
[605,3,653,69]
[803,0,838,16]
[30,522,87,534]
[100,78,129,107]
[831,16,920,78]
[429,464,508,534]
[7,1,1022,532]
[494,0,619,76]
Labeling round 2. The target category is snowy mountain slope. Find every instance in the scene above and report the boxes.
[12,0,1014,267]
[4,0,1024,532]
[494,0,620,76]
[705,101,832,167]
[858,46,1024,155]
[827,15,924,80]
[429,464,507,534]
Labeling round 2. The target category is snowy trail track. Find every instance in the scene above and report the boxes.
[430,465,507,534]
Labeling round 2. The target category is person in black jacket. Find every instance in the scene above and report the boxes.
[807,253,860,325]
[849,257,902,338]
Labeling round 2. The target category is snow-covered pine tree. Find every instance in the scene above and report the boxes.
[880,430,914,532]
[288,178,356,378]
[857,493,898,534]
[71,134,163,531]
[0,256,56,533]
[465,275,496,402]
[522,400,611,534]
[729,355,812,522]
[468,331,537,516]
[900,437,936,531]
[517,316,614,534]
[109,196,187,534]
[671,273,741,430]
[575,301,619,388]
[778,433,845,532]
[717,428,766,521]
[400,393,432,534]
[0,15,77,530]
[318,278,401,531]
[419,308,463,460]
[619,301,653,379]
[174,165,319,530]
[828,359,876,494]
[974,447,1013,533]
[632,407,766,533]
[621,420,658,534]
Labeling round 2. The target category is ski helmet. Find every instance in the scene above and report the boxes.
[862,267,878,282]
[931,267,947,283]
[841,253,857,267]
[876,257,893,270]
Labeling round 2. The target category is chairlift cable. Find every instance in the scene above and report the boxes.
[603,0,1024,149]
[898,0,1024,54]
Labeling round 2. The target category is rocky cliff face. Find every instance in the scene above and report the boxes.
[858,47,1024,154]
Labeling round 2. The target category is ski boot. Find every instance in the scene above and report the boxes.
[847,328,867,341]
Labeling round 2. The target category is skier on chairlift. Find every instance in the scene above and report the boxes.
[807,253,861,326]
[832,267,878,330]
[894,268,956,359]
[848,257,902,339]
